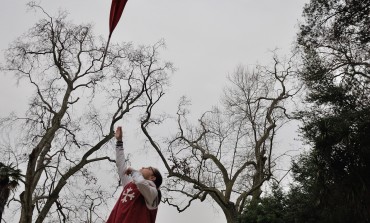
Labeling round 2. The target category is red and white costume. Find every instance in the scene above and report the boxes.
[106,142,159,223]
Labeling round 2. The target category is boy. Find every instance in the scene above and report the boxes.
[106,126,162,223]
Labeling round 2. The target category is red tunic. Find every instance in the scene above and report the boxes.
[106,182,158,223]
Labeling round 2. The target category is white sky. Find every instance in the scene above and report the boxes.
[0,1,308,222]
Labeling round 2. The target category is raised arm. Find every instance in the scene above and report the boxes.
[115,126,131,187]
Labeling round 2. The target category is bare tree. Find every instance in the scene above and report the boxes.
[0,4,172,223]
[141,55,299,223]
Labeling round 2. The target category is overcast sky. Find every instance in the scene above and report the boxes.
[0,1,308,222]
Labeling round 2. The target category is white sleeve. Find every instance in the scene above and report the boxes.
[116,141,131,187]
[131,170,159,209]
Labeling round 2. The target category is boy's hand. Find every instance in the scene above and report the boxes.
[115,126,123,141]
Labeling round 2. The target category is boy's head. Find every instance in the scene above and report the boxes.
[140,166,163,188]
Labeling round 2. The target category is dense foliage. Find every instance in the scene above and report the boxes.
[297,0,370,221]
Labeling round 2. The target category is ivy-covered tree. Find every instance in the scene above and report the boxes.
[297,0,370,221]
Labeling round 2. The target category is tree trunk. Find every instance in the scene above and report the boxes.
[223,203,240,223]
[251,154,265,202]
[19,191,33,223]
[251,170,263,202]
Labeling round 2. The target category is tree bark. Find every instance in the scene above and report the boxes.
[223,203,240,223]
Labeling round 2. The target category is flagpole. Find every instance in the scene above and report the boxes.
[100,33,112,70]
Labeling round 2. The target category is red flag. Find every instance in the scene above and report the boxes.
[109,0,129,36]
[101,0,129,69]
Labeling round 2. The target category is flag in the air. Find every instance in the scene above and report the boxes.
[101,0,129,69]
[109,0,129,36]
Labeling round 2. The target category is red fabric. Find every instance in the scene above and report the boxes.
[106,182,158,223]
[109,0,129,35]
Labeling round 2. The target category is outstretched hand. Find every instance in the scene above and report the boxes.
[115,126,123,141]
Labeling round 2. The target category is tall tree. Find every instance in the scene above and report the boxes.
[141,55,299,223]
[297,0,370,221]
[0,4,171,223]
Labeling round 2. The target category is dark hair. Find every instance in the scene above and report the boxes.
[152,168,162,205]
[152,168,162,188]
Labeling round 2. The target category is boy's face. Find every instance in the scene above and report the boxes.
[140,167,156,181]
